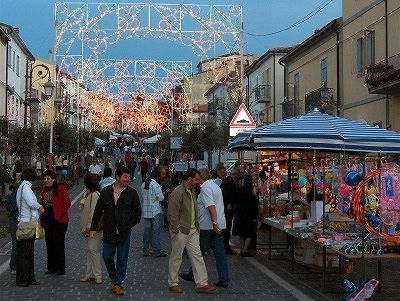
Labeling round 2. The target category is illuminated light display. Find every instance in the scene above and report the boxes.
[55,2,242,131]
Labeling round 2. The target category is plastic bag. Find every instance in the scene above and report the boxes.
[36,223,45,240]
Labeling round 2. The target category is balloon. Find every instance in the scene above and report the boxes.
[300,186,307,194]
[338,183,352,197]
[292,182,300,192]
[344,171,362,186]
[298,176,307,187]
[61,169,68,176]
[298,169,307,177]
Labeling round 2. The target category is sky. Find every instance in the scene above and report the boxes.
[0,0,342,66]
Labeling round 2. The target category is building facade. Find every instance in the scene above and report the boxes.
[280,19,341,119]
[245,47,294,125]
[0,23,35,128]
[0,27,9,135]
[342,0,400,130]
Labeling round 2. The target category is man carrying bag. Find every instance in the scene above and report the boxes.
[15,168,44,287]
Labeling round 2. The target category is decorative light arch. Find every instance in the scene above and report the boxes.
[55,2,242,131]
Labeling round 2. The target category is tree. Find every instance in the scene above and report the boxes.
[181,127,204,167]
[9,127,35,166]
[156,130,171,162]
[36,121,76,157]
[79,128,91,151]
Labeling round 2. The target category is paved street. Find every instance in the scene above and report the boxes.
[0,179,302,301]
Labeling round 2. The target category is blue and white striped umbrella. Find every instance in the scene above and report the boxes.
[229,109,400,153]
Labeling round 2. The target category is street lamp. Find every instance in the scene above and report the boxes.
[43,80,55,99]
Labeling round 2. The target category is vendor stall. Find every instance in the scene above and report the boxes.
[228,109,400,293]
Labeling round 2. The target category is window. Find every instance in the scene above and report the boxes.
[356,37,364,75]
[7,45,12,66]
[321,57,328,83]
[294,73,300,99]
[266,68,271,84]
[366,31,375,66]
[12,51,15,71]
[16,55,20,76]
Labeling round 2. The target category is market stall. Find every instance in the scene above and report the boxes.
[228,109,400,292]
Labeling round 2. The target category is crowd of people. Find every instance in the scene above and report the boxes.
[5,148,269,297]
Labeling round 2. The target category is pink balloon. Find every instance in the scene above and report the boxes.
[338,184,352,198]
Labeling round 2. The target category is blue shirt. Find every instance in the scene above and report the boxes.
[99,177,115,190]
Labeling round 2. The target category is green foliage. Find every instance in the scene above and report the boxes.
[0,164,12,183]
[36,126,50,157]
[79,128,91,151]
[9,127,35,160]
[181,127,204,161]
[157,130,172,157]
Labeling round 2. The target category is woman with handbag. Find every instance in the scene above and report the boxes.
[39,170,71,275]
[79,173,103,284]
[16,168,44,287]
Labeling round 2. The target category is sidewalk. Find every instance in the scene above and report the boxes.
[0,179,303,301]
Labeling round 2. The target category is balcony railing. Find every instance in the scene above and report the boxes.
[365,53,400,94]
[208,101,216,115]
[304,86,336,114]
[282,99,302,119]
[26,89,42,103]
[255,85,271,103]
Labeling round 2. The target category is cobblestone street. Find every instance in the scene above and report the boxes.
[0,180,302,301]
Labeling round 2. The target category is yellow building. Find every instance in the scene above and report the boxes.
[342,0,400,130]
[280,19,341,119]
[30,58,56,127]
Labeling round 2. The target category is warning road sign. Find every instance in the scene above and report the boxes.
[229,103,256,127]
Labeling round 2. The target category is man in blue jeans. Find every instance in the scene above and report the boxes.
[90,166,141,296]
[179,168,230,288]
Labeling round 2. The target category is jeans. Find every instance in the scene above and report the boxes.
[188,229,229,285]
[102,232,131,287]
[143,214,162,256]
[8,217,18,271]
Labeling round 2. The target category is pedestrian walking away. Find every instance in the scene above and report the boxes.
[39,170,71,275]
[167,168,216,294]
[90,166,141,296]
[141,169,168,257]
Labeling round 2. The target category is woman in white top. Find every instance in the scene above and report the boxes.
[16,168,44,287]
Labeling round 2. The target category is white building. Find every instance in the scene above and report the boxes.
[0,23,35,128]
[244,47,294,124]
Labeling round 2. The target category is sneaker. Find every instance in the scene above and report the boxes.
[95,277,103,284]
[112,285,125,296]
[80,276,94,282]
[10,270,16,275]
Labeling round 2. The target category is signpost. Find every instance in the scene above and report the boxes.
[229,103,256,136]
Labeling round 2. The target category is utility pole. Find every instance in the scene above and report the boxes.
[239,21,244,105]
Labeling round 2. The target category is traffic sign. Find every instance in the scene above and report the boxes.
[229,103,256,127]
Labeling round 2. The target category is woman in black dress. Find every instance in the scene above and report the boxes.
[233,175,258,256]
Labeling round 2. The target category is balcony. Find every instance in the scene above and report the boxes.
[304,86,336,114]
[282,99,302,119]
[255,85,271,103]
[365,53,400,95]
[208,101,216,115]
[26,89,42,103]
[215,97,225,110]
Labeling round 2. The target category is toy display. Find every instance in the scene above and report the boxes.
[342,279,379,301]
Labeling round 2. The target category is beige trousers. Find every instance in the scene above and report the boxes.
[168,228,208,287]
[84,232,102,278]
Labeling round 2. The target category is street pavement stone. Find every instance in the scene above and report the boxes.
[0,179,297,301]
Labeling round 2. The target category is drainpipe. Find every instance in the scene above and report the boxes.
[5,40,8,120]
[279,59,286,119]
[273,54,276,122]
[385,0,390,129]
[334,25,341,117]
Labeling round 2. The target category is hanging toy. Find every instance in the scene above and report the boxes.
[363,194,378,214]
[339,184,352,198]
[344,171,362,187]
[298,176,307,188]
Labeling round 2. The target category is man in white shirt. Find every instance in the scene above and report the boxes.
[89,158,103,179]
[179,168,229,288]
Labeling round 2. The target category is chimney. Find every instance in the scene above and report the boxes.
[314,29,320,34]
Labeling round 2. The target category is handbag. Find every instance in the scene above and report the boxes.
[90,192,104,231]
[16,186,37,241]
[36,223,45,239]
